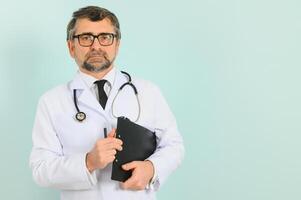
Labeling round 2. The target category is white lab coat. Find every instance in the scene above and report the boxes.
[29,69,184,200]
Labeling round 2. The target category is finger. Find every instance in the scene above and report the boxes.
[122,161,138,171]
[100,155,115,166]
[98,137,123,151]
[121,175,136,189]
[96,137,115,146]
[106,138,123,148]
[101,137,122,145]
[107,128,116,138]
[106,149,117,156]
[110,138,123,146]
[100,142,122,152]
[107,155,116,163]
[110,142,123,151]
[98,138,122,150]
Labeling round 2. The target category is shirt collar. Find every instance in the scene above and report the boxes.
[78,67,116,89]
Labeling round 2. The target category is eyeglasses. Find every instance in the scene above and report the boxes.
[73,33,118,47]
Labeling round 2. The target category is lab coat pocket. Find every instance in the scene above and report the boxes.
[54,111,104,154]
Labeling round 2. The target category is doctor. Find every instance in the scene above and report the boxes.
[30,6,184,200]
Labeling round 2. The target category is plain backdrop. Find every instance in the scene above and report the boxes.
[0,0,301,199]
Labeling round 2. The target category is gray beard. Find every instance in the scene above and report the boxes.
[82,58,112,72]
[82,49,116,72]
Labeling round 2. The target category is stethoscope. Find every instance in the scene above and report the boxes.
[73,71,141,123]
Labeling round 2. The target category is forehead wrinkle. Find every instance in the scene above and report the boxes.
[74,18,115,35]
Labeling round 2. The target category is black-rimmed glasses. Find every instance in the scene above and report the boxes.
[73,33,117,47]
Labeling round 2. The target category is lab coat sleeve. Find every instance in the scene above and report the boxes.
[146,85,185,190]
[29,97,97,190]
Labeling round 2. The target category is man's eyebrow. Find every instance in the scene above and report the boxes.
[76,32,94,35]
[75,32,115,36]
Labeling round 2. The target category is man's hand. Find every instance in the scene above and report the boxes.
[86,129,123,173]
[121,160,154,190]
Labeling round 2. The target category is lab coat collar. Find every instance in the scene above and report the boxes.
[68,67,128,117]
[68,72,86,90]
[68,73,103,116]
[78,67,116,90]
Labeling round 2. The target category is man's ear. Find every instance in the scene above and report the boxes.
[67,40,75,58]
[115,39,121,55]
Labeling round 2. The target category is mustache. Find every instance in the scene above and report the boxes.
[86,50,107,58]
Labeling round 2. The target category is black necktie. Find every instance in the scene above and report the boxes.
[94,80,108,109]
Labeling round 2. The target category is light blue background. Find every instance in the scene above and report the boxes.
[0,0,300,199]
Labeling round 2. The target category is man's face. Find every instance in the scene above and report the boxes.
[67,18,120,73]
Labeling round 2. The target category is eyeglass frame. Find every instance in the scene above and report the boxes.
[72,32,118,47]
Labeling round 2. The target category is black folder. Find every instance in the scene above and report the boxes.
[111,117,157,182]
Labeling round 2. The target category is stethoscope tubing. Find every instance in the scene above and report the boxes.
[73,71,140,122]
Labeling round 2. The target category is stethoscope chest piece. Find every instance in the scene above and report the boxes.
[75,112,86,122]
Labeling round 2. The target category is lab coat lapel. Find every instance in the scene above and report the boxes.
[106,70,128,116]
[69,73,105,116]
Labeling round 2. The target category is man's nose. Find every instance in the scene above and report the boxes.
[90,38,102,50]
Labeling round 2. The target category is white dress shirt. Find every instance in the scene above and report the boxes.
[78,67,115,102]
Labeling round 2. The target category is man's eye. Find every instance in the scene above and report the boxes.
[100,35,112,40]
[81,35,92,41]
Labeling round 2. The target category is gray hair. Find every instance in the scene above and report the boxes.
[66,6,121,41]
